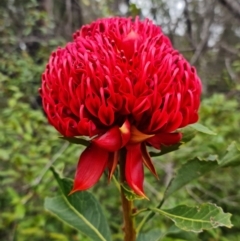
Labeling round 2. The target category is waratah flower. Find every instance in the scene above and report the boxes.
[40,17,201,197]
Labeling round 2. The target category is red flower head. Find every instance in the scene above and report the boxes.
[40,17,201,197]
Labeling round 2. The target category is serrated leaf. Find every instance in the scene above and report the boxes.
[136,156,220,231]
[137,229,162,241]
[218,142,240,167]
[44,167,111,241]
[189,123,216,135]
[59,136,89,146]
[151,203,232,232]
[164,157,218,200]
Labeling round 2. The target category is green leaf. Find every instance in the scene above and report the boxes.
[189,123,216,135]
[150,143,182,157]
[129,3,141,16]
[164,157,218,200]
[136,156,220,233]
[44,196,108,241]
[44,167,111,241]
[181,126,197,143]
[59,136,89,146]
[137,229,162,241]
[218,142,240,167]
[150,127,196,157]
[163,225,200,241]
[150,203,232,232]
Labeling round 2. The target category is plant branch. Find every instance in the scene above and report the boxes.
[218,0,240,20]
[183,0,195,48]
[225,57,237,83]
[132,208,148,217]
[190,0,216,65]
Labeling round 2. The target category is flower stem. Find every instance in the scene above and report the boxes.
[119,149,136,241]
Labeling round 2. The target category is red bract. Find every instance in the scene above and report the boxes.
[40,17,201,197]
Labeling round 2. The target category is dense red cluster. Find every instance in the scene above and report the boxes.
[40,17,201,197]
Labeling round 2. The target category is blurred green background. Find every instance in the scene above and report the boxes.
[1,0,240,240]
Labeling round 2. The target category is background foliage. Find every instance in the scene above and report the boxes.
[1,0,240,240]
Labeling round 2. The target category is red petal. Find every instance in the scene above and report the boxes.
[164,112,183,132]
[93,126,122,152]
[70,144,109,193]
[122,30,140,58]
[129,126,154,144]
[77,118,98,137]
[141,143,158,179]
[107,151,119,181]
[189,112,199,124]
[147,132,182,149]
[85,95,101,117]
[107,93,123,111]
[120,94,136,115]
[125,144,147,198]
[98,105,115,126]
[132,97,151,121]
[179,107,190,128]
[147,110,168,132]
[63,117,78,137]
[119,119,131,146]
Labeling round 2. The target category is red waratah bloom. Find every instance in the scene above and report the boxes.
[40,17,201,197]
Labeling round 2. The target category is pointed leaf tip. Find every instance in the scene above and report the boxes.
[190,123,216,135]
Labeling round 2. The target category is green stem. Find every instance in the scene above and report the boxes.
[112,174,120,191]
[119,149,136,241]
[131,208,149,217]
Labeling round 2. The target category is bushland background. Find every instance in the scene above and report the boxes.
[1,0,240,240]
